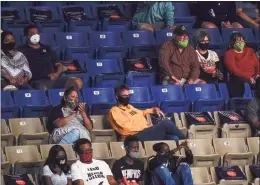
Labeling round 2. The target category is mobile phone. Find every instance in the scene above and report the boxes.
[74,105,79,111]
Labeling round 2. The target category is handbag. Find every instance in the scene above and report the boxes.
[185,112,215,126]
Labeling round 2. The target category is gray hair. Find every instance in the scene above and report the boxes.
[193,29,211,47]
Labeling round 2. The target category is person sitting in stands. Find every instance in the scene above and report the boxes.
[47,87,93,144]
[108,84,186,142]
[236,1,259,28]
[1,31,32,90]
[133,1,174,31]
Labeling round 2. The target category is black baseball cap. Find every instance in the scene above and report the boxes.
[173,25,188,36]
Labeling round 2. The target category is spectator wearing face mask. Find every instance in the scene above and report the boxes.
[71,138,119,185]
[47,87,93,144]
[108,84,186,142]
[159,25,205,85]
[1,31,32,90]
[193,30,224,83]
[133,1,174,31]
[112,135,144,185]
[224,32,260,87]
[245,78,260,137]
[42,145,72,185]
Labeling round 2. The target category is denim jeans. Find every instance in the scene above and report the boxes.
[151,163,194,185]
[59,129,80,144]
[136,119,186,142]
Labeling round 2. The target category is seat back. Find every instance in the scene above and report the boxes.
[90,31,124,47]
[92,143,111,159]
[90,115,110,129]
[110,142,146,159]
[13,90,49,107]
[247,137,259,157]
[40,144,77,160]
[1,7,27,22]
[25,6,61,22]
[127,72,156,87]
[184,84,219,102]
[1,119,10,134]
[172,2,191,17]
[222,28,256,44]
[82,87,116,104]
[213,138,249,156]
[144,140,178,157]
[5,145,41,164]
[129,86,154,103]
[192,28,223,46]
[47,89,65,106]
[151,85,185,103]
[64,47,95,61]
[55,32,89,49]
[155,29,174,45]
[124,30,156,46]
[191,167,213,184]
[1,91,15,107]
[181,139,215,155]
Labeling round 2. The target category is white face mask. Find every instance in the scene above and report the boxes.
[30,34,40,44]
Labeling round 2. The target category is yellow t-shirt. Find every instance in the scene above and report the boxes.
[108,104,152,140]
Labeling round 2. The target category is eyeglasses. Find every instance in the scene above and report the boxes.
[79,148,93,154]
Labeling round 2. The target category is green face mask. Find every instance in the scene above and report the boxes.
[234,42,245,51]
[67,99,77,109]
[178,40,189,48]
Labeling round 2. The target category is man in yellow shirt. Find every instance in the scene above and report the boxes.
[108,84,186,141]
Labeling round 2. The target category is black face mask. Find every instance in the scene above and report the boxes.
[198,43,209,51]
[2,42,16,51]
[118,95,130,106]
[55,156,67,168]
[158,151,171,163]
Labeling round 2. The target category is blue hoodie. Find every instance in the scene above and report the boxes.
[133,2,174,26]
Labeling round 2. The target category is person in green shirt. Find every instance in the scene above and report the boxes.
[133,2,174,32]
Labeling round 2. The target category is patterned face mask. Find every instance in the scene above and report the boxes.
[234,42,245,51]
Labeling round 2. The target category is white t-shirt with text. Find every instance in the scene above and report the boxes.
[42,165,71,185]
[71,159,113,185]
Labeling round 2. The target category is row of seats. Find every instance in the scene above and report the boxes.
[1,137,259,174]
[0,110,254,149]
[1,83,253,118]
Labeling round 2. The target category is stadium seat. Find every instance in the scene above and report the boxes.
[184,84,225,112]
[218,83,253,111]
[144,140,178,157]
[4,1,35,7]
[89,31,127,59]
[254,28,259,42]
[126,71,156,87]
[180,139,220,167]
[172,2,196,27]
[168,113,188,137]
[13,90,52,118]
[5,145,43,174]
[190,167,216,185]
[221,28,258,49]
[1,148,12,175]
[9,118,49,146]
[109,142,146,159]
[55,32,89,50]
[247,137,259,164]
[245,165,259,185]
[154,29,174,45]
[38,1,69,6]
[1,91,20,119]
[41,117,48,132]
[1,7,27,22]
[124,30,157,58]
[92,143,114,167]
[213,111,252,139]
[64,47,95,61]
[128,86,157,110]
[179,112,218,139]
[47,89,65,106]
[82,87,117,115]
[213,138,254,166]
[1,119,15,149]
[40,144,78,165]
[94,74,125,88]
[151,85,191,113]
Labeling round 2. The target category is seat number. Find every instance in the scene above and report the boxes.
[20,121,26,126]
[25,93,31,97]
[162,88,168,93]
[66,36,73,40]
[94,91,100,95]
[91,119,95,124]
[195,87,201,91]
[129,90,134,94]
[100,34,106,39]
[224,141,230,146]
[133,34,139,38]
[59,92,64,96]
[189,143,196,147]
[167,32,172,37]
[16,149,23,153]
[97,62,103,67]
[121,145,125,149]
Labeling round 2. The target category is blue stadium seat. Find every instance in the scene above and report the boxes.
[218,83,253,111]
[221,28,258,49]
[151,85,191,113]
[64,47,95,61]
[128,86,157,110]
[38,2,69,6]
[192,28,225,49]
[47,89,65,106]
[82,87,116,114]
[5,2,35,7]
[55,32,89,50]
[1,7,27,22]
[184,84,225,112]
[126,72,156,87]
[13,90,52,118]
[172,2,196,27]
[254,28,259,42]
[154,29,174,45]
[86,59,124,87]
[1,91,20,119]
[64,73,90,88]
[70,1,96,17]
[89,31,127,59]
[124,30,157,58]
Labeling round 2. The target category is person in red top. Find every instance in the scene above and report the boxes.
[224,32,259,97]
